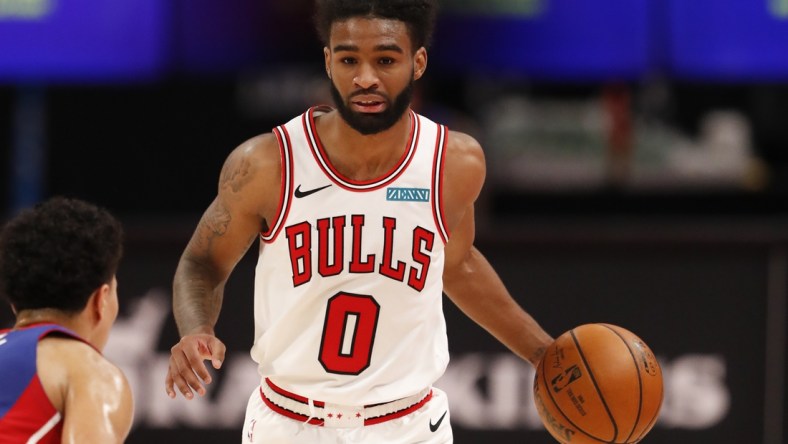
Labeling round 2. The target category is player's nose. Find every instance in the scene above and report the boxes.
[353,63,379,90]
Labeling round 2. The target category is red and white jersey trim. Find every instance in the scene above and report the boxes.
[260,126,294,242]
[262,106,450,244]
[302,106,420,191]
[431,123,449,243]
[27,412,61,444]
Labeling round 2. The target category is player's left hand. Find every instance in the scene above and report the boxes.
[165,333,226,400]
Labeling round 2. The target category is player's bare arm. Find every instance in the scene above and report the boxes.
[167,133,282,399]
[441,131,553,367]
[39,338,134,443]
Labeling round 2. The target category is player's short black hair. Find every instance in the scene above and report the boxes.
[313,0,439,51]
[0,196,124,314]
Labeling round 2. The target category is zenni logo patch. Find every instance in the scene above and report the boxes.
[386,187,430,202]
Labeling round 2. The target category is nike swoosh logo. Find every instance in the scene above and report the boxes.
[294,184,332,198]
[429,410,447,432]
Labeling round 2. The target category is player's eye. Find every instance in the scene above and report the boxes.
[341,57,357,65]
[378,58,394,65]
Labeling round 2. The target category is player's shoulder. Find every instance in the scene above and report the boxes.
[443,129,485,176]
[38,335,108,374]
[230,108,310,162]
[438,128,486,208]
[228,132,281,164]
[445,129,483,157]
[418,112,479,149]
[219,132,282,182]
[38,336,133,436]
[38,336,127,407]
[43,336,129,388]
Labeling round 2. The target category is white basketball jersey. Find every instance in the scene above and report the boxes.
[251,106,451,405]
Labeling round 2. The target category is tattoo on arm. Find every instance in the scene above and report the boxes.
[220,155,253,193]
[193,201,231,255]
[173,151,263,335]
[174,202,231,335]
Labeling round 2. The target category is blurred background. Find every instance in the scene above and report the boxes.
[1,0,786,443]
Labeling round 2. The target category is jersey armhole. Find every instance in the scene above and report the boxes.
[431,124,450,244]
[260,126,294,243]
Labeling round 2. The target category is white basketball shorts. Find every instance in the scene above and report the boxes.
[241,383,453,444]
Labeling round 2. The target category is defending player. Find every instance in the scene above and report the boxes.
[165,1,553,442]
[0,197,134,443]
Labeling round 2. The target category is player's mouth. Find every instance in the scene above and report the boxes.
[351,96,387,113]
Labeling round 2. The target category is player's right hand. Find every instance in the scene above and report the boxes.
[165,334,226,400]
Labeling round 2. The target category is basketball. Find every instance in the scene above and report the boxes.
[533,323,663,443]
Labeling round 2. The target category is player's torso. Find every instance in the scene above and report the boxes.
[0,324,71,444]
[252,106,451,405]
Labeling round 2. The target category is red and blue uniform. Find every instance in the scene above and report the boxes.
[0,324,82,444]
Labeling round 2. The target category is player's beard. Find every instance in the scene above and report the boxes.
[330,75,414,135]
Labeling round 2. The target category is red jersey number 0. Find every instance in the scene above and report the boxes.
[318,293,380,375]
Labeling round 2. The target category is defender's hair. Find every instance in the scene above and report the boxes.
[0,197,124,314]
[313,0,439,51]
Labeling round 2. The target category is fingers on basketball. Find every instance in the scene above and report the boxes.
[534,323,664,444]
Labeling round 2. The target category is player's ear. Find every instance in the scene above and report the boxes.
[88,283,111,323]
[413,47,427,81]
[324,47,332,79]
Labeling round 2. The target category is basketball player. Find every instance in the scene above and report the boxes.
[0,197,134,443]
[165,1,553,442]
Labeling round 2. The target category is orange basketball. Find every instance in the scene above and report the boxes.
[533,323,663,444]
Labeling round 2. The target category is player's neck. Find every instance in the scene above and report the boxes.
[14,309,84,334]
[321,110,412,180]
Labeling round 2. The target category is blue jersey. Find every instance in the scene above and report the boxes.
[0,324,83,444]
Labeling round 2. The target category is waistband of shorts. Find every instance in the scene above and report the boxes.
[259,377,433,428]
